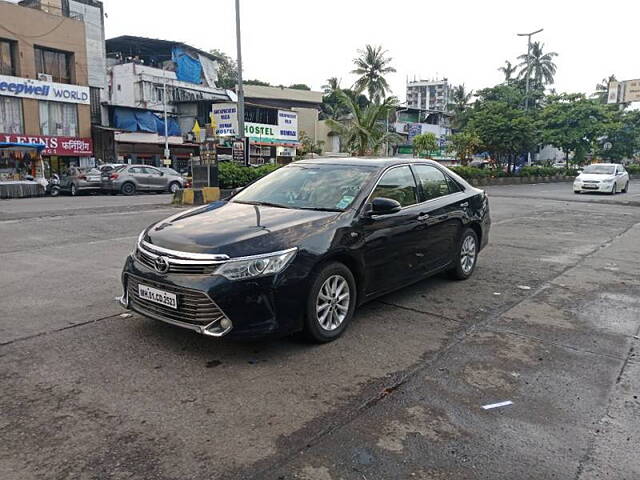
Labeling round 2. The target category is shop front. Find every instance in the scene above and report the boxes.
[0,133,94,179]
[211,103,299,166]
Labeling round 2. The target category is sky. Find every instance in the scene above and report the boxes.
[103,0,639,101]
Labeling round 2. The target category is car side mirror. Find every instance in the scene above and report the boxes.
[370,197,402,216]
[159,171,164,176]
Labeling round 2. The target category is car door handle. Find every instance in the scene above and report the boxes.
[417,213,430,221]
[459,202,469,207]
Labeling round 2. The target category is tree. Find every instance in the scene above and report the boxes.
[209,49,237,90]
[325,90,401,156]
[351,45,396,101]
[447,131,482,165]
[517,41,558,86]
[595,109,640,161]
[321,88,369,120]
[539,93,607,167]
[449,84,474,129]
[592,75,617,104]
[244,79,272,86]
[321,77,341,95]
[498,60,517,83]
[467,85,540,173]
[412,133,438,158]
[288,84,311,90]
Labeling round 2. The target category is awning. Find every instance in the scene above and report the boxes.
[0,142,46,152]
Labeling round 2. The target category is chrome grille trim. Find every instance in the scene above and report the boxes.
[124,274,232,336]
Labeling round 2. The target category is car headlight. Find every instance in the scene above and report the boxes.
[215,248,297,280]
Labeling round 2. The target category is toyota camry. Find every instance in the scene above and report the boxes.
[119,158,491,342]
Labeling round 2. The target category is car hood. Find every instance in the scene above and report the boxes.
[144,201,341,257]
[577,174,615,181]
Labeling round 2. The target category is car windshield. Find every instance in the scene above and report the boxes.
[583,165,615,175]
[232,164,377,211]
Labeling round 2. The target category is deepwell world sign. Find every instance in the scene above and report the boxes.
[0,74,90,105]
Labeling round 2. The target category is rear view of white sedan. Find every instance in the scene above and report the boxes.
[573,164,630,195]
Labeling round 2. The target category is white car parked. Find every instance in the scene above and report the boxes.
[573,164,630,195]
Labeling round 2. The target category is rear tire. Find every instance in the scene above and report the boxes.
[70,183,77,196]
[168,181,180,194]
[50,186,60,197]
[303,262,356,343]
[448,228,479,280]
[121,182,136,196]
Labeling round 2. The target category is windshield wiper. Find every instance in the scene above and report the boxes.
[296,206,343,212]
[234,200,290,209]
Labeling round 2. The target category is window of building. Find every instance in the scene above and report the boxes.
[413,165,451,201]
[0,39,17,76]
[34,46,73,84]
[370,166,418,207]
[39,101,78,136]
[0,97,23,133]
[89,87,101,124]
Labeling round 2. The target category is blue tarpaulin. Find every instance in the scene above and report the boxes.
[113,108,181,136]
[171,47,202,84]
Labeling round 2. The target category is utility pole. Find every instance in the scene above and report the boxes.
[517,28,543,167]
[517,28,543,111]
[162,65,170,162]
[235,0,247,163]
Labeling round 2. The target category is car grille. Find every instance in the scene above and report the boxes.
[135,248,219,275]
[126,274,228,327]
[583,180,600,184]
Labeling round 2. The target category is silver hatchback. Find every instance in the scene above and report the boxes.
[101,165,185,195]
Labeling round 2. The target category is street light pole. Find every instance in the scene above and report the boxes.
[517,28,543,111]
[162,65,170,161]
[235,0,246,161]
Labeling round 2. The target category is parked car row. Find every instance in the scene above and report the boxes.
[52,164,187,196]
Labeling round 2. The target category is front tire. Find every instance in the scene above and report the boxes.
[448,228,479,280]
[70,183,77,196]
[610,183,617,195]
[50,186,60,197]
[622,182,629,193]
[303,262,356,343]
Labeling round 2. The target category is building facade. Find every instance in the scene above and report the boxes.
[94,35,230,169]
[406,78,450,112]
[0,0,98,179]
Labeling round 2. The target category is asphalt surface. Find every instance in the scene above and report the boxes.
[1,185,639,480]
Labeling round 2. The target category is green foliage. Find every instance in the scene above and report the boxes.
[517,41,558,86]
[351,45,396,102]
[209,49,237,90]
[466,85,540,172]
[321,88,369,120]
[449,166,490,178]
[218,162,280,189]
[245,79,272,86]
[594,109,640,161]
[325,90,401,156]
[412,133,438,157]
[288,84,311,90]
[626,164,640,174]
[449,84,474,129]
[518,166,578,176]
[297,131,323,157]
[447,131,482,164]
[539,93,607,162]
[450,165,579,181]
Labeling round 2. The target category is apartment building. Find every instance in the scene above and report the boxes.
[406,78,450,112]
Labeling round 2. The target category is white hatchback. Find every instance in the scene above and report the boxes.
[573,164,630,195]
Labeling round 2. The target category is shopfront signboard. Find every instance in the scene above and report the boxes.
[0,74,90,105]
[0,134,93,156]
[212,103,298,142]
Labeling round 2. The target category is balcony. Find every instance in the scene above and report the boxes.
[18,0,84,21]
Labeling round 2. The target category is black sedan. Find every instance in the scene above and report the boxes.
[119,158,490,342]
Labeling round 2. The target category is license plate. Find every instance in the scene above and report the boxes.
[138,284,177,309]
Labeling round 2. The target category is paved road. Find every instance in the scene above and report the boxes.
[1,187,639,479]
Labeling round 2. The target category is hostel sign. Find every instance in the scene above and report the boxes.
[211,103,298,142]
[0,74,90,105]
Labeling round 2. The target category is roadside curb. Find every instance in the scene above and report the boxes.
[468,173,640,187]
[172,187,220,205]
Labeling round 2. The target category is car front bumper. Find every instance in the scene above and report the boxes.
[119,253,310,339]
[573,181,615,192]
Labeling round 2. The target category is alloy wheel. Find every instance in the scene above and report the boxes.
[316,274,350,331]
[460,235,477,274]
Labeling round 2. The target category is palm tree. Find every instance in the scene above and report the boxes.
[449,84,473,129]
[517,42,558,86]
[498,60,517,83]
[592,74,617,104]
[351,45,396,102]
[325,90,402,156]
[321,77,341,96]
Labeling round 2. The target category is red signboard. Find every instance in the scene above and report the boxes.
[0,133,93,156]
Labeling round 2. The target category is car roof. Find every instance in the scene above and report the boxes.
[294,157,444,168]
[587,163,618,167]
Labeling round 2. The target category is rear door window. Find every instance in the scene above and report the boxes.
[370,166,418,207]
[413,165,451,201]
